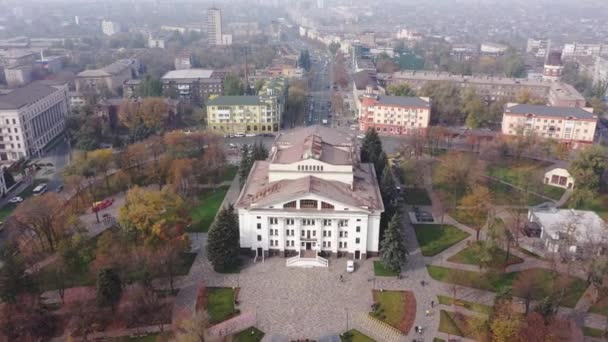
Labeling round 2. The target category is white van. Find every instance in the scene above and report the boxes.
[32,183,47,196]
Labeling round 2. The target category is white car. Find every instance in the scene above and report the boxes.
[233,133,245,138]
[245,133,256,137]
[8,196,23,203]
[346,260,355,273]
[357,134,365,139]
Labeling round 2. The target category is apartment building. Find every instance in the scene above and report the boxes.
[207,77,288,134]
[207,7,223,46]
[502,103,596,146]
[359,93,431,135]
[161,69,224,104]
[0,82,69,162]
[101,20,121,36]
[76,59,138,94]
[387,71,586,107]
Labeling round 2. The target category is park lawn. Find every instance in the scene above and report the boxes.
[340,329,376,342]
[541,185,566,200]
[221,166,238,182]
[570,193,608,221]
[189,187,229,232]
[433,339,445,342]
[233,327,265,342]
[370,290,411,333]
[207,287,237,324]
[449,209,480,227]
[373,261,399,277]
[582,326,606,338]
[427,266,587,308]
[589,297,608,316]
[485,179,546,206]
[438,310,484,338]
[413,224,470,256]
[447,242,524,269]
[403,188,432,206]
[437,295,493,315]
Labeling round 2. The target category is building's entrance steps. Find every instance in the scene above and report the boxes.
[285,254,329,267]
[351,312,405,342]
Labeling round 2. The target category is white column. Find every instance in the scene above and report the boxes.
[295,218,302,256]
[331,218,339,254]
[278,217,285,252]
[315,218,322,253]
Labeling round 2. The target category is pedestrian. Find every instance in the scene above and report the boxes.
[414,326,418,333]
[425,309,430,316]
[431,300,435,308]
[419,326,423,335]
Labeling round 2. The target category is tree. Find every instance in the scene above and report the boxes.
[420,82,463,125]
[0,294,57,341]
[298,49,311,71]
[96,268,122,311]
[380,213,408,272]
[223,73,245,95]
[251,140,269,161]
[376,58,399,73]
[569,145,607,205]
[436,152,482,200]
[462,89,486,128]
[516,89,545,105]
[238,144,253,186]
[512,270,541,314]
[118,186,188,243]
[490,300,523,342]
[87,148,115,194]
[517,312,550,342]
[168,158,196,197]
[254,79,266,93]
[387,83,416,97]
[207,205,240,272]
[361,128,383,165]
[139,74,163,97]
[0,244,36,303]
[459,185,493,240]
[328,41,341,55]
[174,311,209,342]
[57,233,95,278]
[156,237,189,292]
[119,98,170,134]
[13,193,69,252]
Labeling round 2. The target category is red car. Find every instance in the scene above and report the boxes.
[92,199,114,212]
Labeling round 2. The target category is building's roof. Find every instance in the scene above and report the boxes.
[505,104,595,119]
[0,82,57,110]
[162,69,214,80]
[271,126,356,165]
[376,95,430,108]
[530,207,607,243]
[207,96,261,106]
[353,70,378,90]
[391,70,555,87]
[78,59,133,78]
[236,161,383,211]
[124,79,142,85]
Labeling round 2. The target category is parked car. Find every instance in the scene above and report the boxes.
[245,133,256,137]
[8,196,23,203]
[55,185,64,193]
[233,133,245,138]
[92,198,114,212]
[346,260,355,273]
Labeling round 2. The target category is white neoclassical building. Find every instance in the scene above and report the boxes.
[235,126,384,267]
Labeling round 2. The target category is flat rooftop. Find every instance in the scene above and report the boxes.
[505,104,595,119]
[162,69,215,80]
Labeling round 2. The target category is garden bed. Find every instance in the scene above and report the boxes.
[231,327,265,342]
[370,290,415,333]
[427,266,586,308]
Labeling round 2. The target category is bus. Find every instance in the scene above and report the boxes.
[32,183,47,196]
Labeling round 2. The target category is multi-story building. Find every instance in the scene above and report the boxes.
[161,69,224,104]
[593,56,608,98]
[562,43,608,60]
[76,59,138,94]
[4,64,32,87]
[358,92,431,135]
[542,51,564,82]
[207,7,223,46]
[0,82,69,162]
[527,38,551,59]
[501,103,596,146]
[480,43,508,56]
[101,20,121,36]
[0,50,37,68]
[235,125,384,266]
[386,71,586,107]
[206,77,288,134]
[174,52,193,70]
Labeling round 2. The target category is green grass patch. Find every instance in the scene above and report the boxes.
[589,296,608,316]
[486,179,546,206]
[373,261,399,277]
[541,185,566,200]
[403,188,432,205]
[447,242,523,269]
[233,327,265,342]
[188,187,228,232]
[340,329,376,342]
[570,193,608,221]
[427,266,586,308]
[437,295,493,315]
[413,224,469,256]
[370,290,408,332]
[433,339,445,342]
[0,204,16,222]
[583,326,606,338]
[207,287,237,324]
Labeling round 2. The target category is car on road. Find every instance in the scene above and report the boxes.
[346,260,355,273]
[55,185,64,193]
[357,134,365,139]
[32,183,47,196]
[245,133,256,137]
[233,133,245,138]
[8,196,23,204]
[92,198,114,212]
